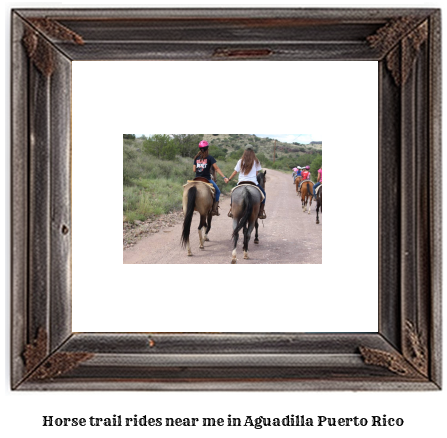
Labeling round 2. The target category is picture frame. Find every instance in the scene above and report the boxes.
[11,7,441,390]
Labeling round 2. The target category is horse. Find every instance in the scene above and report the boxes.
[180,179,214,256]
[300,180,314,214]
[295,175,302,195]
[230,170,266,264]
[316,185,322,224]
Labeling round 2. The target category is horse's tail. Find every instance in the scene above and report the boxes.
[232,188,252,242]
[180,186,197,248]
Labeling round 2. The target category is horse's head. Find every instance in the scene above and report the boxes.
[257,170,267,189]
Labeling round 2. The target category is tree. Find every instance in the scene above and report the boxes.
[172,134,203,158]
[209,145,226,160]
[310,154,322,182]
[143,134,176,160]
[123,134,135,140]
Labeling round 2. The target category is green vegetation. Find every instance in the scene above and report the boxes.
[123,134,322,223]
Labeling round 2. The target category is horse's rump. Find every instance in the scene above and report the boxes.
[231,187,262,238]
[300,180,314,193]
[184,180,215,197]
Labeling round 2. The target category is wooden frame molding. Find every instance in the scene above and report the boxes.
[11,8,442,390]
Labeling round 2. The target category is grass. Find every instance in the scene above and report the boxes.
[123,178,184,222]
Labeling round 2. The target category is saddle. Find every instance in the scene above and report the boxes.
[183,178,216,198]
[315,184,322,195]
[231,183,265,201]
[193,177,210,183]
[237,180,258,187]
[299,179,313,189]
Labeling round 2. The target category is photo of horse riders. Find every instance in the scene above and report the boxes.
[123,134,322,264]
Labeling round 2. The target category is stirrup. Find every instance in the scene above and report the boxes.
[228,208,233,218]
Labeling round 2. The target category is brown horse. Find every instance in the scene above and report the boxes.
[295,175,302,195]
[180,180,214,256]
[300,180,314,214]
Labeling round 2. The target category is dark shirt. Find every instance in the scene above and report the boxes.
[194,155,216,180]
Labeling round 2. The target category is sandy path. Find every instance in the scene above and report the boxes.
[123,169,322,264]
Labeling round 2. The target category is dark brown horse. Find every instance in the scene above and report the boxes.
[180,180,214,256]
[316,185,322,224]
[254,171,266,245]
[300,180,314,214]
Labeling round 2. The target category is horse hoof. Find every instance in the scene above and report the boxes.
[316,221,320,224]
[244,255,249,260]
[188,253,193,256]
[231,259,237,264]
[254,240,259,244]
[199,246,204,250]
[205,237,209,242]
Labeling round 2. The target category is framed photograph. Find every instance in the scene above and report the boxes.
[11,8,441,390]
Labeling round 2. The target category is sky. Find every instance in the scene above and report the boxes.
[135,134,322,144]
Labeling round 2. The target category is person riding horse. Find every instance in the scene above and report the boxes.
[313,166,322,200]
[193,140,228,215]
[227,146,267,219]
[294,166,302,182]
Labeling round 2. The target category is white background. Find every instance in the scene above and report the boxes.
[72,60,378,332]
[2,1,445,438]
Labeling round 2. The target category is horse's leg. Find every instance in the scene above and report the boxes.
[231,218,239,264]
[308,195,312,214]
[204,211,212,241]
[198,215,206,249]
[254,219,259,244]
[243,221,256,259]
[316,203,320,224]
[187,240,192,256]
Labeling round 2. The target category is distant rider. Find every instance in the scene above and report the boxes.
[301,166,310,181]
[313,166,322,200]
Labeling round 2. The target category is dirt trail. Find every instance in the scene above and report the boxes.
[123,169,322,264]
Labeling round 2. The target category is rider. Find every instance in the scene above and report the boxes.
[313,166,322,200]
[295,166,302,181]
[301,165,310,181]
[227,145,267,219]
[193,140,228,216]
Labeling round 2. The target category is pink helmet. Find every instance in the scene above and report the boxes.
[306,166,310,170]
[199,141,209,148]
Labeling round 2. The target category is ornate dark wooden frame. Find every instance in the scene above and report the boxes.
[11,8,442,390]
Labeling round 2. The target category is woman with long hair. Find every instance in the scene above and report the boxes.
[227,145,266,219]
[193,140,228,215]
